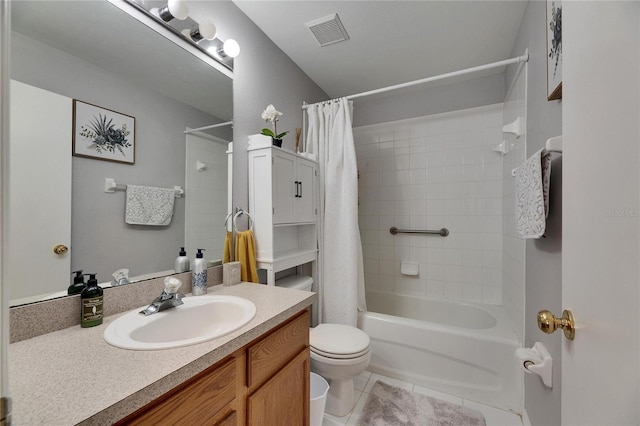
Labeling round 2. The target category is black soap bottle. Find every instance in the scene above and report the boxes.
[68,270,86,295]
[81,273,103,328]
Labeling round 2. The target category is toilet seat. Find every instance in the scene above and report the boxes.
[310,324,370,360]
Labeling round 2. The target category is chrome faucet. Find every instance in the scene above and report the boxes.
[139,277,184,316]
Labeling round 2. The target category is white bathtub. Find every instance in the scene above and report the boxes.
[358,291,522,413]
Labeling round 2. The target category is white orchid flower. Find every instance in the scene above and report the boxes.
[261,104,283,122]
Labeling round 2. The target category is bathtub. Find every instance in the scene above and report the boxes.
[358,291,522,413]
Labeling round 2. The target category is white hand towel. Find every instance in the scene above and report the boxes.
[125,184,175,226]
[515,149,551,239]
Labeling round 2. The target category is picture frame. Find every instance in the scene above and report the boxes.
[546,0,562,100]
[72,100,136,164]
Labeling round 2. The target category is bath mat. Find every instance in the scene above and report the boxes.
[357,381,486,426]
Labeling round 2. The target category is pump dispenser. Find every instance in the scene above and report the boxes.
[192,249,207,296]
[175,247,190,273]
[81,273,104,328]
[68,270,86,295]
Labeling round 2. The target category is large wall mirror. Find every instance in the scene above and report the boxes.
[8,0,233,306]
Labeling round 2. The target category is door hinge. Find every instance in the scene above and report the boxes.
[273,207,275,215]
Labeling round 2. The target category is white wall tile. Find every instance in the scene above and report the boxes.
[355,104,505,305]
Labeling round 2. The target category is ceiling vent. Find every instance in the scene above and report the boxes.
[305,13,350,47]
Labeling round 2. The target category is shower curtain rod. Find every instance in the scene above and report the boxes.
[184,120,233,134]
[302,53,529,110]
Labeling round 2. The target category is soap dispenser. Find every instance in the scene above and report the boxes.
[81,273,103,328]
[68,270,86,295]
[175,247,190,273]
[192,249,207,296]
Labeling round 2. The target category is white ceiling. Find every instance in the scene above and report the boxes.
[234,1,528,98]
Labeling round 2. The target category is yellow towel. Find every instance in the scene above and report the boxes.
[223,231,232,264]
[235,230,259,283]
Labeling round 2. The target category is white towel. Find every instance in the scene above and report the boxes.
[515,149,551,238]
[125,184,175,226]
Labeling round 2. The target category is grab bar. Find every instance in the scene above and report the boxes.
[390,227,449,237]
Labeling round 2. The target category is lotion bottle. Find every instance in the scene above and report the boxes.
[81,273,103,328]
[68,270,86,295]
[175,247,190,273]
[192,249,207,296]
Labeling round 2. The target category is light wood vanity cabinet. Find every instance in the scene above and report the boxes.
[118,309,310,426]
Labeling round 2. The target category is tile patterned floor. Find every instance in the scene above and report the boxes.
[321,371,523,426]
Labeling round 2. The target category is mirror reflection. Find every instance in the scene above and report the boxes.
[9,0,233,306]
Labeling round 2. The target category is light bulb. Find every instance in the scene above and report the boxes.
[223,39,240,58]
[168,0,188,20]
[156,0,188,22]
[182,20,217,43]
[197,20,217,41]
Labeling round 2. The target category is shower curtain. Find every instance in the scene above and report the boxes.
[305,98,366,327]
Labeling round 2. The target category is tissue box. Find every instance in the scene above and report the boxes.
[223,261,241,286]
[248,134,273,151]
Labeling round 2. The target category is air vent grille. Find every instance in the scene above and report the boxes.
[306,13,350,47]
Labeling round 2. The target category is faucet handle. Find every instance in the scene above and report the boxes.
[164,277,183,294]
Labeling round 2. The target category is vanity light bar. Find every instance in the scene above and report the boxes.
[107,0,235,77]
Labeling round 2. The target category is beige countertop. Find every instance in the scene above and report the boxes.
[9,283,315,425]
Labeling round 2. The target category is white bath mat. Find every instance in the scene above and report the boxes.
[357,381,486,426]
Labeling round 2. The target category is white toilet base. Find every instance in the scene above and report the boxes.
[325,377,355,417]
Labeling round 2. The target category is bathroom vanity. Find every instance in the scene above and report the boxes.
[8,283,315,425]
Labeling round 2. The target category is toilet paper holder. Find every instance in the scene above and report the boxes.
[515,342,552,388]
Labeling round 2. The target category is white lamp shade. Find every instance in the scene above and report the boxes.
[198,20,217,40]
[168,0,188,20]
[223,39,240,58]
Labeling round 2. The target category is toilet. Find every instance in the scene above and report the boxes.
[309,323,371,416]
[277,275,371,417]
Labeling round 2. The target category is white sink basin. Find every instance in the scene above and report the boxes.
[104,295,256,350]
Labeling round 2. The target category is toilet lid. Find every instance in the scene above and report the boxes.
[309,324,370,357]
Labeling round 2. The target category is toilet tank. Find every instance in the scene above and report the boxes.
[276,275,313,292]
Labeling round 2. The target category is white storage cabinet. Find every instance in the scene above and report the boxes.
[248,143,318,286]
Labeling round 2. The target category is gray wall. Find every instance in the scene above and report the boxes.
[353,73,505,127]
[186,1,328,214]
[506,1,563,424]
[11,32,228,282]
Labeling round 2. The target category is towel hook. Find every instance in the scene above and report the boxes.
[233,210,254,233]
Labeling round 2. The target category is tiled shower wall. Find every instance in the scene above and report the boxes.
[354,104,504,304]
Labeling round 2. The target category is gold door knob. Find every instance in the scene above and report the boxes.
[537,309,575,340]
[53,244,69,255]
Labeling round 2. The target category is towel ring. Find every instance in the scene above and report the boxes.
[233,210,254,233]
[223,213,233,230]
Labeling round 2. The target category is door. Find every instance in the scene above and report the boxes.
[561,2,639,424]
[8,80,72,303]
[296,159,316,223]
[272,150,296,224]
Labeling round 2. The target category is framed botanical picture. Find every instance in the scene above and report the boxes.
[73,100,135,164]
[546,0,562,100]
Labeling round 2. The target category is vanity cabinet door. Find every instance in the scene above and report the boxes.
[246,348,310,426]
[121,357,237,426]
[247,309,309,391]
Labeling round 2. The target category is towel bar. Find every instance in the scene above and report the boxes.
[390,227,449,237]
[104,178,184,197]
